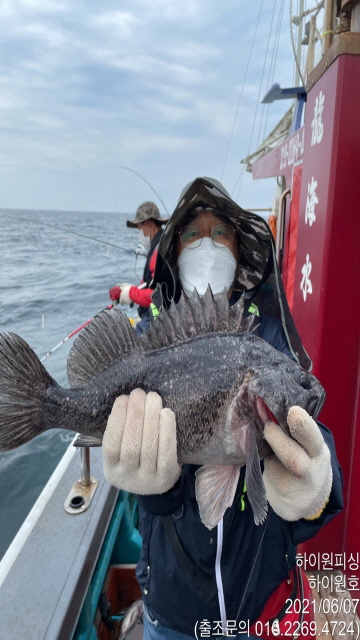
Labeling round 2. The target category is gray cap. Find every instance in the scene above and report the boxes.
[126,201,168,228]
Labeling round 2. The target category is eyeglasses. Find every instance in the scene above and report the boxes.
[178,223,235,249]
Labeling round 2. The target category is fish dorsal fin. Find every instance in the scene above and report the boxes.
[229,294,246,332]
[142,286,251,352]
[67,289,255,386]
[242,313,257,332]
[67,308,144,387]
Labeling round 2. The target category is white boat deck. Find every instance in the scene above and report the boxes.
[0,445,118,640]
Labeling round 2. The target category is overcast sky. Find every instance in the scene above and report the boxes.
[0,0,297,215]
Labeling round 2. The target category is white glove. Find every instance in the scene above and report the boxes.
[103,389,181,495]
[135,245,149,257]
[263,406,333,521]
[119,285,133,305]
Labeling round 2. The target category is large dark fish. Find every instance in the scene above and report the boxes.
[0,289,325,529]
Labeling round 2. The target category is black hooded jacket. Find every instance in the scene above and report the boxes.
[135,429,342,634]
[134,178,343,635]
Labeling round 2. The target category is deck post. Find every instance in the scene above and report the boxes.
[81,447,91,487]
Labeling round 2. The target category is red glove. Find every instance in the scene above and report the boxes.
[109,286,121,302]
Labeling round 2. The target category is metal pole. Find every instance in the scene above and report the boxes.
[307,15,316,76]
[351,2,360,31]
[276,188,291,264]
[324,0,334,52]
[80,447,91,487]
[295,0,305,85]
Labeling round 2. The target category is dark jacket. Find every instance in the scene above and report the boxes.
[138,229,163,319]
[134,314,343,635]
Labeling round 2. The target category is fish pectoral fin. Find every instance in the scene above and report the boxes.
[242,425,268,525]
[195,464,240,530]
[73,434,103,447]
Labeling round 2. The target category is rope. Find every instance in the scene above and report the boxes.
[232,0,286,201]
[297,0,325,22]
[235,166,245,203]
[289,0,306,86]
[262,0,286,141]
[289,0,325,85]
[231,163,246,199]
[255,0,279,148]
[235,0,281,202]
[220,0,265,182]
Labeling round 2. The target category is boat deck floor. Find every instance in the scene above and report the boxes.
[0,446,119,640]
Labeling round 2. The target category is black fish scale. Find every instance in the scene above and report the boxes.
[0,292,325,459]
[35,332,322,467]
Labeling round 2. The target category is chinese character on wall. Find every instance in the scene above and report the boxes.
[305,177,318,227]
[311,91,325,146]
[300,254,313,301]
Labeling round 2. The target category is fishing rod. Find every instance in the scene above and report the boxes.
[23,217,134,254]
[40,305,113,362]
[119,166,170,215]
[40,300,139,363]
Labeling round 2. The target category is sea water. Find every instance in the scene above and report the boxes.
[0,209,146,558]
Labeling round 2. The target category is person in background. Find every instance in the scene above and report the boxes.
[109,201,168,335]
[103,178,343,640]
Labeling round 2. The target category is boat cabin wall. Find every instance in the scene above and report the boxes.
[252,51,360,584]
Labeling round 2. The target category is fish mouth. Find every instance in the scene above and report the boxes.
[255,396,279,426]
[308,393,325,420]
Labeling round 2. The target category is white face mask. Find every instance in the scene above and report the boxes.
[177,237,237,299]
[139,228,151,251]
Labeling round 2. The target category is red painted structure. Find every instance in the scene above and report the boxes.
[251,53,360,577]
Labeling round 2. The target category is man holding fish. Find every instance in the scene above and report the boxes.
[0,178,343,639]
[102,178,343,639]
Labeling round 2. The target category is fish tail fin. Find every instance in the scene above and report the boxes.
[0,332,54,452]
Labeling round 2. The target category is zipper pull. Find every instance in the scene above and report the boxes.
[271,619,281,636]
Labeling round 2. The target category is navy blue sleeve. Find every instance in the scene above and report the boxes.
[134,476,184,516]
[133,465,198,516]
[289,422,344,544]
[258,314,294,359]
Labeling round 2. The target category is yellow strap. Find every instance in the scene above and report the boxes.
[240,477,247,511]
[150,302,160,318]
[248,303,260,317]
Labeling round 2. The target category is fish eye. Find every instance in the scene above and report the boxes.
[298,373,311,390]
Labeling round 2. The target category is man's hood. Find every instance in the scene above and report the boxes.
[157,177,272,290]
[152,177,312,371]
